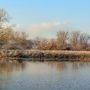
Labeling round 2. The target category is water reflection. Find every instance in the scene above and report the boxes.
[0,59,26,90]
[0,60,90,90]
[46,61,90,72]
[0,59,26,75]
[46,62,67,71]
[0,60,90,76]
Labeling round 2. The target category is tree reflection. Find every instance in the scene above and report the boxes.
[72,62,90,71]
[46,61,67,71]
[46,61,90,72]
[0,59,26,75]
[0,59,26,90]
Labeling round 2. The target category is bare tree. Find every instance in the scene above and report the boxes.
[37,38,48,50]
[70,31,80,50]
[0,8,9,24]
[57,31,68,50]
[0,8,10,46]
[70,31,90,50]
[47,39,57,50]
[0,8,28,49]
[79,33,90,50]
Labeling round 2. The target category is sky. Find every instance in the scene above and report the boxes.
[0,0,90,38]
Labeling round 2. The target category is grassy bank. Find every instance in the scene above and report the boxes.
[0,50,90,61]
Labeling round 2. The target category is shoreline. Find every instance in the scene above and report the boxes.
[0,50,90,61]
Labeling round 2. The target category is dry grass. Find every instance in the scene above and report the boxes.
[0,50,90,61]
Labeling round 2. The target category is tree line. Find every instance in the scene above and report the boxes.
[0,8,90,50]
[33,31,90,51]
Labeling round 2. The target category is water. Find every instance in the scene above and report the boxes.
[0,60,90,90]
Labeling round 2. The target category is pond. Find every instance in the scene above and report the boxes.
[0,59,90,90]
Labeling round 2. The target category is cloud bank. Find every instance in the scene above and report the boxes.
[28,22,69,38]
[29,22,60,32]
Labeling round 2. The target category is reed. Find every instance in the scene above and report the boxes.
[0,50,90,61]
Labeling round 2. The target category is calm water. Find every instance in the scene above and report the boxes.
[0,60,90,90]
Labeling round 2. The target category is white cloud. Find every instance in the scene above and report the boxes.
[28,21,70,38]
[29,22,60,32]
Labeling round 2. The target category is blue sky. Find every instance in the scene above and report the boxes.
[0,0,90,38]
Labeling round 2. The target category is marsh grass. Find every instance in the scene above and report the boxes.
[0,50,90,61]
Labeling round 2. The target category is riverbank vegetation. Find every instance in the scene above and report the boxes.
[0,8,90,61]
[0,8,90,51]
[0,50,90,61]
[34,31,90,51]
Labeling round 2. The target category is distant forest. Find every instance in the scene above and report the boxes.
[0,8,90,51]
